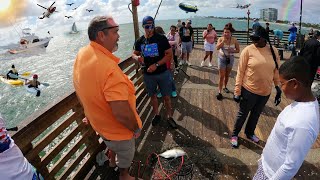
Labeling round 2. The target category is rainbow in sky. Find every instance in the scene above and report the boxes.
[280,0,302,22]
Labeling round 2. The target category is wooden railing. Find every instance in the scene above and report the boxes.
[192,27,296,45]
[12,57,145,179]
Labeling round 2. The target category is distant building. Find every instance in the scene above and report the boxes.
[260,8,278,22]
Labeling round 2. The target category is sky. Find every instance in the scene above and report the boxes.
[0,0,319,45]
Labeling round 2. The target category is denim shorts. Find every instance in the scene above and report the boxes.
[217,55,234,69]
[181,41,193,53]
[144,70,172,96]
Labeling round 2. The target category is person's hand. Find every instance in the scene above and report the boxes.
[147,64,157,73]
[133,129,141,138]
[274,86,282,106]
[137,56,144,64]
[170,62,175,71]
[82,117,90,125]
[233,95,241,103]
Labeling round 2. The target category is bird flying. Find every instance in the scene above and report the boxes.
[66,3,74,6]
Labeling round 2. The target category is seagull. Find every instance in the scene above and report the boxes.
[66,3,74,6]
[47,31,50,35]
[86,9,93,12]
[65,16,73,19]
[72,7,78,10]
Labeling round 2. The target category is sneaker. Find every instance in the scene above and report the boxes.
[171,91,177,98]
[208,62,213,67]
[200,61,204,67]
[247,134,260,143]
[179,60,184,66]
[174,70,179,75]
[152,115,161,126]
[187,61,191,66]
[231,136,238,147]
[157,92,162,98]
[223,88,230,93]
[167,117,178,129]
[216,93,223,100]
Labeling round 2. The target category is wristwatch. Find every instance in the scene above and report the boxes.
[155,63,160,67]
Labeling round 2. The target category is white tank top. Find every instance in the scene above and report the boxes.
[219,38,236,57]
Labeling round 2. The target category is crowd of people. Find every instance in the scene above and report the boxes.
[2,15,319,180]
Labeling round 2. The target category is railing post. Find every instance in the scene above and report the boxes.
[196,28,199,44]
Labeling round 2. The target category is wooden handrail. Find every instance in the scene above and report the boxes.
[12,57,143,179]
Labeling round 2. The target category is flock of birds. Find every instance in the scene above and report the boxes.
[64,2,94,19]
[36,1,94,20]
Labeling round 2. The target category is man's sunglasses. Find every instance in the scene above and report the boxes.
[100,26,119,31]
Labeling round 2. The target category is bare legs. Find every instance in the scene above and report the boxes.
[151,94,172,118]
[218,67,232,93]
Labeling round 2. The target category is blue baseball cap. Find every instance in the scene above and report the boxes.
[142,16,154,26]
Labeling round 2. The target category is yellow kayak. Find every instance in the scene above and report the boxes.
[0,75,24,85]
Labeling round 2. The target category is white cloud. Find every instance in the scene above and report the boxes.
[0,0,318,46]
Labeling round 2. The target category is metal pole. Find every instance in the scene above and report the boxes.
[299,0,303,48]
[247,10,250,45]
[132,1,139,41]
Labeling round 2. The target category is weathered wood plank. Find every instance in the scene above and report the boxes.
[49,129,95,177]
[13,92,80,154]
[26,112,81,161]
[40,120,87,168]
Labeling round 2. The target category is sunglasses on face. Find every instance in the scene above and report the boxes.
[100,26,119,32]
[143,24,153,29]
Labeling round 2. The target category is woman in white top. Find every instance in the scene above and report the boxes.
[216,25,240,100]
[201,24,217,67]
[167,25,180,71]
[0,113,44,180]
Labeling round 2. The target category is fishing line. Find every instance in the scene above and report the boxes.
[9,18,22,39]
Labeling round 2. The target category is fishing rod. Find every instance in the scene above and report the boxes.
[9,18,22,39]
[127,0,163,35]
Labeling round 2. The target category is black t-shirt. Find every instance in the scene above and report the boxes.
[134,33,171,75]
[179,26,194,42]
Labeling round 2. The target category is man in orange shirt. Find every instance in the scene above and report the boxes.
[73,16,142,180]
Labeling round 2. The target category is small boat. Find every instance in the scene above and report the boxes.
[0,75,24,85]
[70,22,79,34]
[8,28,52,54]
[25,84,45,97]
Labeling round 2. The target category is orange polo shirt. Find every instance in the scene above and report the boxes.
[234,44,280,96]
[73,41,142,141]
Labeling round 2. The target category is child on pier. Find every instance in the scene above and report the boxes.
[253,56,320,179]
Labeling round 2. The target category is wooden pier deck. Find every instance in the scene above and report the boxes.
[85,45,320,180]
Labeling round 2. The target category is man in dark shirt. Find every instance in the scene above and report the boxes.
[300,30,320,83]
[179,20,194,66]
[132,16,177,129]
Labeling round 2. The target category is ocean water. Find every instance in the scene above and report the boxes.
[0,18,309,127]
